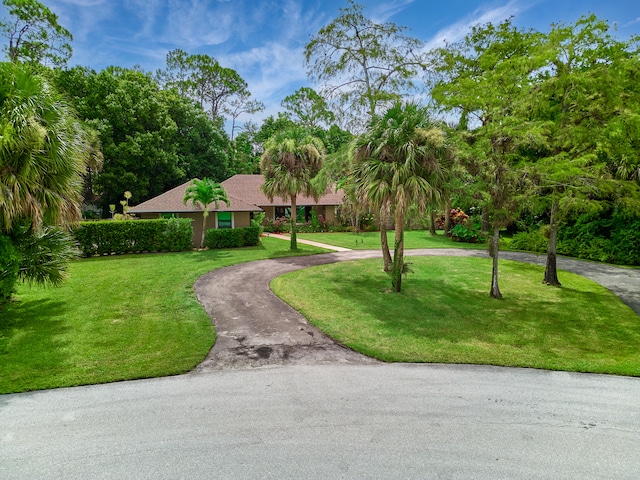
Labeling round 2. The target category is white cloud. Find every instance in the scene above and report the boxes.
[370,0,416,23]
[623,17,640,27]
[423,0,537,51]
[162,0,240,47]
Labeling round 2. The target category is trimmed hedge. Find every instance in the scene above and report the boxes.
[204,226,260,249]
[73,218,193,257]
[0,234,20,303]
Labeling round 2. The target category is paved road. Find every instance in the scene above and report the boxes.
[2,247,639,479]
[2,364,639,479]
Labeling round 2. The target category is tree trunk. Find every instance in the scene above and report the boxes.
[481,205,490,232]
[490,225,502,299]
[380,205,392,272]
[429,210,437,236]
[201,210,208,249]
[290,195,297,250]
[443,197,452,237]
[543,199,561,286]
[391,208,405,293]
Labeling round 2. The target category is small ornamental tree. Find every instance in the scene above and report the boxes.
[183,178,230,249]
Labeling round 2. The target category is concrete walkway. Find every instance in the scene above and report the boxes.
[194,245,640,372]
[263,232,353,251]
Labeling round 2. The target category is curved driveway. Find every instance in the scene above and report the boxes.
[193,248,640,371]
[2,248,639,479]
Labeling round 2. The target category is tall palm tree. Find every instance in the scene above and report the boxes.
[183,178,230,248]
[0,62,89,294]
[352,101,450,292]
[0,62,88,234]
[260,127,325,250]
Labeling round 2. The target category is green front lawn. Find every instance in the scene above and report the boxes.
[0,238,327,393]
[271,256,640,376]
[296,230,486,250]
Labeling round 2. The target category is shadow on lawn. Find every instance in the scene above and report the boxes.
[0,298,71,393]
[317,258,638,354]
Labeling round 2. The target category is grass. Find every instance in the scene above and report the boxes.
[0,237,327,394]
[271,256,640,376]
[296,230,486,250]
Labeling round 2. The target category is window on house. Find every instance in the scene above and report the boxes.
[217,211,232,229]
[274,207,289,219]
[161,213,177,219]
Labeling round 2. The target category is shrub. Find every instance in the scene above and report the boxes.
[243,226,261,246]
[555,209,640,265]
[509,229,548,253]
[262,217,290,233]
[450,223,483,243]
[0,235,20,304]
[204,226,260,249]
[72,218,193,256]
[251,212,265,235]
[436,208,469,231]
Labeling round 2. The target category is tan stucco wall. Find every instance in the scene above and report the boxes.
[262,206,276,220]
[233,212,251,228]
[178,212,207,247]
[323,206,337,224]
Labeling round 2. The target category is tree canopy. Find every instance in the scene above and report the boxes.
[0,0,72,66]
[304,0,428,131]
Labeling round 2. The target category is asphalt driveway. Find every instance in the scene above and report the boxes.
[194,247,640,371]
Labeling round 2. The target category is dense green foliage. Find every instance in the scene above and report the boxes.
[204,226,260,249]
[0,234,20,302]
[557,210,640,265]
[72,218,193,256]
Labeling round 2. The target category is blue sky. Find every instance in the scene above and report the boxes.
[3,0,640,126]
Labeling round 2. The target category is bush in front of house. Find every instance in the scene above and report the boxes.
[262,217,290,233]
[73,218,193,256]
[0,234,21,303]
[204,226,261,249]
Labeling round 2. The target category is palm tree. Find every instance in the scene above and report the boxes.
[0,62,88,234]
[260,127,325,250]
[183,178,230,248]
[352,101,450,292]
[0,62,89,296]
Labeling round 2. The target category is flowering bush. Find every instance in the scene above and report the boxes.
[436,208,469,230]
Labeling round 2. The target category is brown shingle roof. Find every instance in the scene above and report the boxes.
[221,174,344,207]
[128,175,343,214]
[128,179,262,214]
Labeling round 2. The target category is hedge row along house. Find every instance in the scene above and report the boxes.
[128,175,343,246]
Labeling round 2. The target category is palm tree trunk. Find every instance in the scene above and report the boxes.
[290,195,297,250]
[201,210,208,249]
[391,208,405,293]
[443,197,452,237]
[429,210,437,236]
[490,225,502,299]
[380,205,392,272]
[543,198,561,286]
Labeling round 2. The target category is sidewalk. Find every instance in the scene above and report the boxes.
[263,232,352,252]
